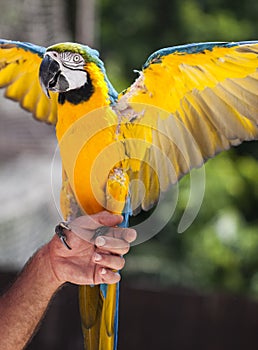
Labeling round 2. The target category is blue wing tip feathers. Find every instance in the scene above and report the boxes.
[0,39,46,57]
[143,40,258,68]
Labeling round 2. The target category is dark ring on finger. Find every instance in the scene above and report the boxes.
[55,222,72,250]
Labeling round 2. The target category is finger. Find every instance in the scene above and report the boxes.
[93,252,125,271]
[92,211,124,227]
[68,212,125,242]
[104,227,137,243]
[95,267,121,285]
[95,236,130,255]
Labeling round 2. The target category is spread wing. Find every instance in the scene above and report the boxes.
[0,39,57,124]
[114,41,258,213]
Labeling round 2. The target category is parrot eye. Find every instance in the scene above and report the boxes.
[58,51,84,68]
[73,54,81,63]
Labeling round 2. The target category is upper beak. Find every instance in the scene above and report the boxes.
[39,54,61,98]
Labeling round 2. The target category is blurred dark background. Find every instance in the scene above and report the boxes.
[1,0,258,349]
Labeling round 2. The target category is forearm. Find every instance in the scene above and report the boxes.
[0,243,61,350]
[0,212,136,350]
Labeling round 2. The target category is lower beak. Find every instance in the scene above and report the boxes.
[39,54,61,98]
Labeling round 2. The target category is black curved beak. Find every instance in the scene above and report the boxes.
[39,54,61,98]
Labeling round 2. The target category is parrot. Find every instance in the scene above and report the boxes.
[0,38,258,350]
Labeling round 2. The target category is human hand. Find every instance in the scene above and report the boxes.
[47,211,136,286]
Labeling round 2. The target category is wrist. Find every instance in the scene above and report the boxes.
[39,240,64,290]
[46,234,69,285]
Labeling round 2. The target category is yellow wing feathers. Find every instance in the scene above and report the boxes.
[0,44,57,124]
[1,40,258,216]
[115,43,258,213]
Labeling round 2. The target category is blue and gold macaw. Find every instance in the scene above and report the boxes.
[1,39,258,349]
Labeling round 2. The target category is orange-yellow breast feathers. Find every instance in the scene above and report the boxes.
[56,62,111,139]
[56,62,128,215]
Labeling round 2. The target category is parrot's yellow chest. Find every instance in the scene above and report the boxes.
[55,64,128,215]
[55,63,111,140]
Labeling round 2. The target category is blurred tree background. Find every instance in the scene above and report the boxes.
[1,0,258,300]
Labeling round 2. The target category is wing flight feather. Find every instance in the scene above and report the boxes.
[0,40,57,124]
[114,41,258,213]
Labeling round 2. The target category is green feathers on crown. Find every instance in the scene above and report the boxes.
[47,42,101,66]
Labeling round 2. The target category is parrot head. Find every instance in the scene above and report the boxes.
[39,42,101,98]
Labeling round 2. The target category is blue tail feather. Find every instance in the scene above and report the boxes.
[100,197,131,349]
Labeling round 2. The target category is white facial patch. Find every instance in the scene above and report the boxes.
[62,65,87,90]
[46,51,88,91]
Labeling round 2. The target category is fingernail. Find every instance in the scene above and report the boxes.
[101,268,107,275]
[95,236,105,247]
[94,253,102,262]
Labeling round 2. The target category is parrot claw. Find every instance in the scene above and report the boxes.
[55,222,72,250]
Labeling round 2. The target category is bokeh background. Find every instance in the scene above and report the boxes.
[1,0,258,349]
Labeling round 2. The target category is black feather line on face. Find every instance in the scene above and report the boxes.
[58,74,94,105]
